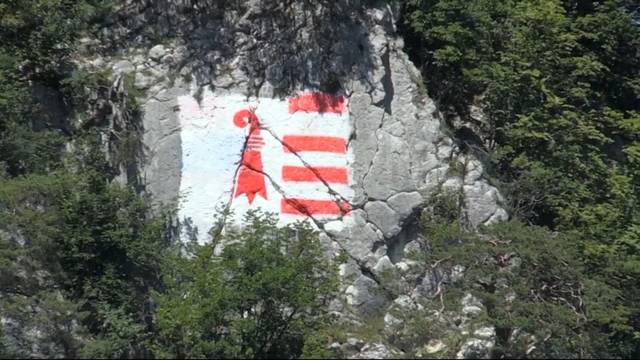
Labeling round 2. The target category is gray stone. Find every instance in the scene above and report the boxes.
[383,313,402,329]
[351,343,397,359]
[365,201,401,238]
[340,261,361,281]
[90,57,105,67]
[373,256,395,275]
[173,45,190,63]
[450,265,466,283]
[387,192,423,218]
[464,159,484,185]
[461,293,484,317]
[485,208,509,225]
[424,166,449,190]
[424,340,446,354]
[394,260,418,273]
[403,240,421,255]
[416,270,441,298]
[392,295,422,311]
[149,44,167,61]
[474,326,496,339]
[456,338,495,359]
[347,337,365,351]
[134,72,153,89]
[117,1,510,316]
[161,54,176,65]
[362,131,416,200]
[464,182,507,227]
[332,210,378,263]
[140,88,185,207]
[442,176,464,191]
[112,60,135,75]
[345,275,387,314]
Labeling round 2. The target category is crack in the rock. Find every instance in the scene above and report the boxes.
[239,158,393,296]
[361,110,386,192]
[210,125,255,240]
[149,94,173,103]
[373,43,394,115]
[347,113,357,150]
[359,263,396,301]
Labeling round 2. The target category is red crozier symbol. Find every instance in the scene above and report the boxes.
[233,109,267,204]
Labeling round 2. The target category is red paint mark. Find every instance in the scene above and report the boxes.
[282,166,348,184]
[288,92,346,114]
[281,198,351,216]
[233,109,267,204]
[283,135,347,154]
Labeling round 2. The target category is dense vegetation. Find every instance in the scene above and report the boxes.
[403,0,640,357]
[0,1,336,358]
[1,1,163,357]
[151,212,337,359]
[0,0,638,358]
[394,191,635,358]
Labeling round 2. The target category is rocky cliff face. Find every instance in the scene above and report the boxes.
[86,0,506,312]
[80,0,507,356]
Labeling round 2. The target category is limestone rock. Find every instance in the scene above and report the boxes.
[345,275,387,314]
[351,343,398,359]
[456,338,495,359]
[461,293,484,317]
[383,313,402,329]
[373,256,395,275]
[387,192,423,218]
[112,60,135,75]
[107,0,510,316]
[345,337,366,352]
[474,326,496,339]
[148,44,167,61]
[424,340,447,354]
[365,202,401,238]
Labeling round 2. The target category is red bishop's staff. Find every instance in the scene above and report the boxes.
[233,109,267,204]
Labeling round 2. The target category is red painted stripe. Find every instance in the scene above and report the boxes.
[282,166,348,184]
[281,198,351,216]
[282,135,347,154]
[288,92,346,114]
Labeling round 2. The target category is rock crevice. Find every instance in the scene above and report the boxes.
[83,0,508,318]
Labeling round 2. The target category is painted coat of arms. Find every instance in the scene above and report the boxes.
[178,91,354,242]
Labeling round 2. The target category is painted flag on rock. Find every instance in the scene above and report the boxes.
[177,90,354,243]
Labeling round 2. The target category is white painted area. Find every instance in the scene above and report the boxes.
[177,89,354,243]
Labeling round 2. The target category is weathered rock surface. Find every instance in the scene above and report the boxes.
[0,1,515,358]
[85,0,507,317]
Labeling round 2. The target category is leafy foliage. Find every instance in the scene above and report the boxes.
[404,1,640,357]
[0,2,169,357]
[153,211,338,359]
[405,0,640,237]
[408,192,628,358]
[0,166,170,357]
[0,0,638,358]
[0,0,114,177]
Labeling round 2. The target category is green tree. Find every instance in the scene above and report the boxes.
[153,211,338,359]
[0,163,171,357]
[404,2,640,355]
[0,0,113,177]
[404,0,640,237]
[404,192,626,358]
